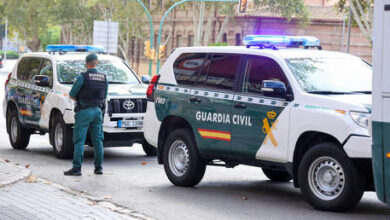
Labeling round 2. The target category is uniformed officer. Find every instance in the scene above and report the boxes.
[64,53,108,176]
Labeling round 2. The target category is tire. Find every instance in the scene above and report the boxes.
[262,168,292,182]
[7,108,30,149]
[51,113,74,159]
[298,142,365,212]
[142,141,157,156]
[163,128,206,187]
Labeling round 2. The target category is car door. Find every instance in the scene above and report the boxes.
[190,53,243,156]
[230,56,293,163]
[15,57,32,124]
[23,57,43,125]
[33,58,53,125]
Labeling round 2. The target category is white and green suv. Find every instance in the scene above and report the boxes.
[144,36,373,211]
[4,45,156,159]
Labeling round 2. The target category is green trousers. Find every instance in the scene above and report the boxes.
[72,107,104,168]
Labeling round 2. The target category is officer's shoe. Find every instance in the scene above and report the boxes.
[64,167,82,176]
[94,166,103,175]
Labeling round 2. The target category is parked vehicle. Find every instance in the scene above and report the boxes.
[145,35,372,211]
[3,45,156,159]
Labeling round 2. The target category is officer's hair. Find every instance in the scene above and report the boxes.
[87,60,98,67]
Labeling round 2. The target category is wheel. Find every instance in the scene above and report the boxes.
[262,168,292,182]
[163,128,206,187]
[298,143,365,212]
[142,141,157,156]
[51,113,73,159]
[7,107,30,149]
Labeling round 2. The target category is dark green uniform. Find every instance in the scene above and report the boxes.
[69,68,108,169]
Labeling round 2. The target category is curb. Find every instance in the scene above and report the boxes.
[0,161,31,188]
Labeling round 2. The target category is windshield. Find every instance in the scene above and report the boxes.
[286,56,372,94]
[57,60,139,84]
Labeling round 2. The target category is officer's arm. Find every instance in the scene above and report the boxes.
[69,75,84,100]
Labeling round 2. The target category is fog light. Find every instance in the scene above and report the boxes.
[386,152,390,158]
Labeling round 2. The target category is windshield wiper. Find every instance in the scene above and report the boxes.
[60,82,74,84]
[349,91,372,94]
[108,81,127,84]
[307,91,349,95]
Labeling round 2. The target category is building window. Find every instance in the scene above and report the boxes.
[222,33,227,43]
[188,35,194,46]
[235,33,241,46]
[176,35,183,47]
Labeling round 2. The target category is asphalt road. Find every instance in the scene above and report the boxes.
[0,62,389,220]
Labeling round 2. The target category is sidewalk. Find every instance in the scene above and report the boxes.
[0,159,148,220]
[0,159,30,188]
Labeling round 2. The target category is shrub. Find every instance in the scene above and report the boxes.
[0,51,20,59]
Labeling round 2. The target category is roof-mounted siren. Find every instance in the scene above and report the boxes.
[242,35,322,50]
[46,45,106,54]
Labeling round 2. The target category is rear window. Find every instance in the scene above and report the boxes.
[17,58,30,80]
[197,54,241,91]
[173,53,207,86]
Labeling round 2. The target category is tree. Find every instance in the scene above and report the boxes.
[51,0,103,44]
[2,0,54,51]
[336,0,373,43]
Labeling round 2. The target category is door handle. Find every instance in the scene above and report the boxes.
[233,103,246,109]
[189,97,201,103]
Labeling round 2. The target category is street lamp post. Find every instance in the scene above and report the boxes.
[155,0,239,74]
[136,0,154,76]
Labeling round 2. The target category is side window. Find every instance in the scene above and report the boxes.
[26,58,43,82]
[173,53,207,86]
[40,59,53,86]
[243,56,290,95]
[17,58,31,81]
[197,54,240,91]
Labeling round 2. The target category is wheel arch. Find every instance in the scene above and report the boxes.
[292,131,341,187]
[157,115,194,164]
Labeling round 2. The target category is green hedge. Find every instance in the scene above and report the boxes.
[0,51,20,59]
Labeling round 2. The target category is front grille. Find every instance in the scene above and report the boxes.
[108,98,147,115]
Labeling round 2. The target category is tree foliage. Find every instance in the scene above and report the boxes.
[336,0,373,42]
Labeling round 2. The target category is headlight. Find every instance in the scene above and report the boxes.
[349,111,370,128]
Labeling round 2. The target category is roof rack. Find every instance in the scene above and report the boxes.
[242,35,322,50]
[46,45,106,54]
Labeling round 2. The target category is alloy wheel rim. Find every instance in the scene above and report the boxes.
[168,140,190,177]
[10,117,18,142]
[54,124,63,152]
[308,156,345,201]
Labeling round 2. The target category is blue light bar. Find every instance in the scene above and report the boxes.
[243,35,321,49]
[46,45,106,53]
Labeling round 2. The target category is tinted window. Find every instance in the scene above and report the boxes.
[40,59,53,86]
[173,53,206,86]
[198,54,240,91]
[26,58,43,81]
[17,58,31,80]
[243,56,290,95]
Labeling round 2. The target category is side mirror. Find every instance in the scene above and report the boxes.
[33,75,50,87]
[141,75,152,84]
[261,80,289,100]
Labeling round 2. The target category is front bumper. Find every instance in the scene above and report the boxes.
[343,135,372,158]
[102,132,144,147]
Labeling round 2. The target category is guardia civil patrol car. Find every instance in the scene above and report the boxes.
[3,45,156,159]
[144,35,373,211]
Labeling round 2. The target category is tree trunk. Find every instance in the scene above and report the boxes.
[204,4,215,46]
[195,1,205,46]
[192,2,199,47]
[215,14,231,44]
[26,38,40,52]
